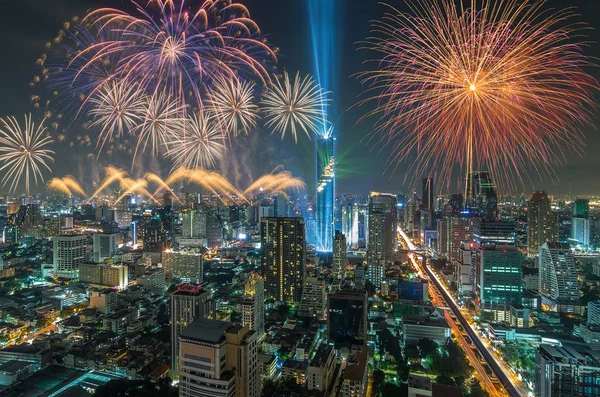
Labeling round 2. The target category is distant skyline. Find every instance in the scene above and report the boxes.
[0,0,599,195]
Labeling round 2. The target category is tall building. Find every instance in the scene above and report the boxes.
[527,191,557,257]
[181,209,206,239]
[436,218,449,257]
[472,218,516,245]
[178,318,260,397]
[539,242,580,312]
[478,245,523,321]
[142,214,167,251]
[333,231,347,278]
[465,171,497,219]
[327,289,367,348]
[421,177,434,211]
[588,301,600,326]
[79,263,129,289]
[170,285,214,374]
[315,133,335,251]
[261,217,306,303]
[53,235,87,278]
[341,345,369,397]
[574,198,590,218]
[162,250,203,283]
[366,261,384,291]
[92,233,117,262]
[448,217,472,263]
[239,272,265,338]
[306,344,336,392]
[572,198,591,248]
[367,192,397,266]
[535,344,600,397]
[456,242,475,295]
[298,275,327,319]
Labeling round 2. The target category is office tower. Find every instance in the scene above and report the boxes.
[53,235,87,278]
[535,344,600,397]
[92,233,117,262]
[315,133,335,252]
[327,289,367,348]
[367,192,397,266]
[572,198,591,248]
[170,285,214,374]
[449,217,472,263]
[142,214,167,251]
[162,250,203,283]
[472,218,516,245]
[527,191,557,257]
[333,231,347,278]
[261,217,306,303]
[588,301,600,326]
[298,275,327,319]
[239,272,265,338]
[306,344,336,392]
[478,245,523,321]
[79,263,129,289]
[178,318,260,397]
[539,242,580,312]
[181,209,206,239]
[465,171,498,218]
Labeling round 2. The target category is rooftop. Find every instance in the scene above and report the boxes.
[0,360,32,373]
[310,344,333,367]
[343,345,367,382]
[180,318,233,344]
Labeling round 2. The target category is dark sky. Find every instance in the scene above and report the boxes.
[0,0,599,196]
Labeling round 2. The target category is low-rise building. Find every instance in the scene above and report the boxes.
[341,345,368,397]
[306,343,336,392]
[402,310,451,345]
[0,360,34,386]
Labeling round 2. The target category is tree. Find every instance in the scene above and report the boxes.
[469,379,490,397]
[435,375,456,386]
[418,338,438,358]
[372,369,385,397]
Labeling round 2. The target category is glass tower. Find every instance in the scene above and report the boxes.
[315,132,335,251]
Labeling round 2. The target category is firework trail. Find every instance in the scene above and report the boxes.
[243,168,306,196]
[87,166,128,202]
[207,78,258,138]
[164,167,246,204]
[262,71,331,142]
[145,172,181,203]
[358,0,598,191]
[165,112,226,170]
[0,114,54,194]
[48,175,86,196]
[116,177,158,203]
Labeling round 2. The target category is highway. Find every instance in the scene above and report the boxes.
[398,228,525,397]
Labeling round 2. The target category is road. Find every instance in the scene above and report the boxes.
[398,228,525,397]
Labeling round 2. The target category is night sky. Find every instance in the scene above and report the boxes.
[1,0,599,196]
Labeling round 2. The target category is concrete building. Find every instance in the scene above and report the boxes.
[366,260,384,291]
[170,285,214,375]
[333,231,347,278]
[53,234,87,278]
[298,276,327,319]
[402,310,451,345]
[178,318,260,397]
[527,191,557,257]
[306,344,336,393]
[588,301,600,326]
[341,345,368,397]
[79,263,128,289]
[539,242,580,312]
[89,289,118,314]
[367,192,397,266]
[239,273,265,338]
[136,267,165,295]
[162,249,203,283]
[92,233,117,263]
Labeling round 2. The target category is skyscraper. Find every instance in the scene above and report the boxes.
[261,217,306,303]
[421,177,434,212]
[527,191,557,257]
[572,198,590,248]
[178,318,260,397]
[92,232,117,262]
[333,231,346,278]
[239,272,265,338]
[298,275,327,319]
[367,192,397,266]
[170,285,214,375]
[315,134,335,252]
[327,289,368,348]
[465,171,498,219]
[539,242,580,312]
[53,234,87,278]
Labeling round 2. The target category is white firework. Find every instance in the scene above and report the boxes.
[0,114,55,193]
[166,112,226,169]
[207,78,258,137]
[261,71,330,143]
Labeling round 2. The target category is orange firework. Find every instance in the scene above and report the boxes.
[358,0,598,191]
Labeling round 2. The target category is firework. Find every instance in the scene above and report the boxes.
[164,167,245,204]
[116,177,157,203]
[0,114,54,194]
[145,172,181,203]
[207,78,259,137]
[244,168,306,196]
[87,166,128,202]
[48,175,86,196]
[88,80,145,153]
[81,0,276,110]
[165,112,226,169]
[261,71,330,142]
[358,0,598,191]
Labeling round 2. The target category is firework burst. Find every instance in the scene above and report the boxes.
[207,78,258,138]
[358,0,598,191]
[0,114,55,194]
[262,71,330,142]
[165,112,226,170]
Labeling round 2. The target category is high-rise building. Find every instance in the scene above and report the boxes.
[472,218,516,245]
[178,318,260,397]
[306,344,336,392]
[53,235,87,278]
[315,134,335,252]
[465,171,498,219]
[298,275,327,319]
[261,217,306,303]
[92,233,117,262]
[367,192,397,266]
[162,250,203,283]
[448,217,472,263]
[588,301,600,326]
[436,218,449,257]
[535,344,600,397]
[572,198,591,248]
[181,209,206,239]
[341,345,369,397]
[142,213,167,251]
[333,231,346,278]
[456,242,475,295]
[366,261,384,291]
[327,289,367,348]
[239,272,265,338]
[79,263,129,289]
[539,242,580,312]
[527,191,557,257]
[478,245,523,321]
[421,177,434,211]
[574,198,590,218]
[170,285,214,375]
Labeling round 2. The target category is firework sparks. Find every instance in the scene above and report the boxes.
[165,112,226,170]
[0,114,54,194]
[48,175,86,196]
[358,0,598,191]
[116,177,158,203]
[261,71,330,142]
[244,168,306,196]
[145,172,181,203]
[164,167,245,204]
[207,78,259,138]
[87,166,128,202]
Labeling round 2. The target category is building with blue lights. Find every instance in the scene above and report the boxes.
[315,133,335,251]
